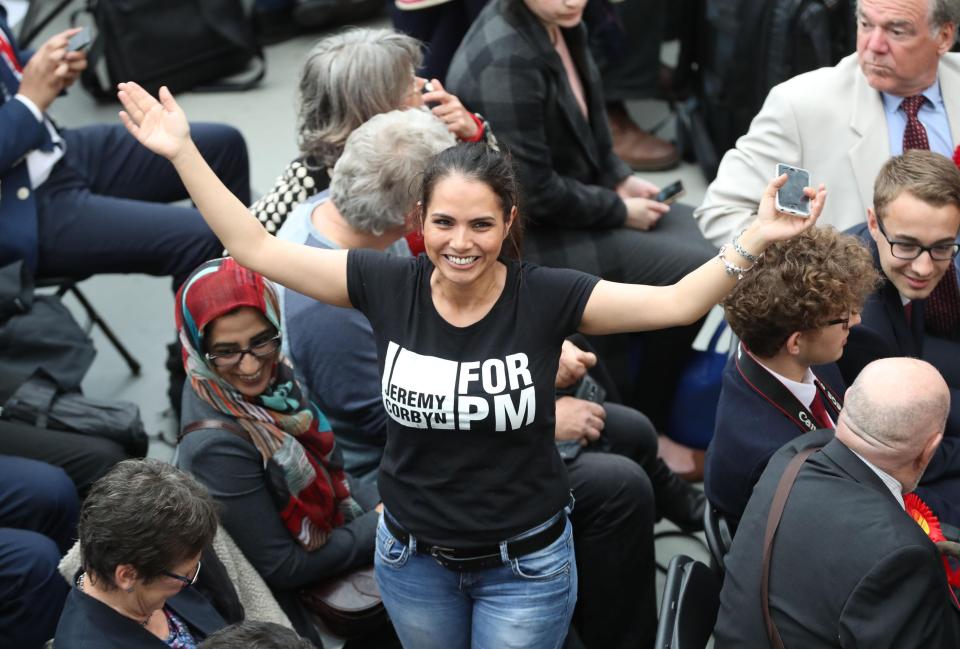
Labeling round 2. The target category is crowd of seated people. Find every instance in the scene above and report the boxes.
[3,0,960,646]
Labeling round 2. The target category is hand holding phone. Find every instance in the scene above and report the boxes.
[67,28,91,53]
[775,163,811,217]
[653,180,685,205]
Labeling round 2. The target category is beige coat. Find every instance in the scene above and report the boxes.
[694,52,960,246]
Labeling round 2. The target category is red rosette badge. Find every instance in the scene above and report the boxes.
[904,493,960,589]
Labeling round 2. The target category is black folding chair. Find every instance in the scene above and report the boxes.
[36,277,141,375]
[703,503,737,577]
[654,554,721,649]
[17,0,75,47]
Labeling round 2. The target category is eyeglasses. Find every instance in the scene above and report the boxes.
[824,311,859,330]
[875,217,960,261]
[205,333,281,368]
[825,316,851,330]
[162,560,201,587]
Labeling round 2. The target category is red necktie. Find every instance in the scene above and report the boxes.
[904,301,913,327]
[901,95,930,151]
[901,96,960,338]
[809,393,834,430]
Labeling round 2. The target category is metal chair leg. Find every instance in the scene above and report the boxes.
[66,285,142,375]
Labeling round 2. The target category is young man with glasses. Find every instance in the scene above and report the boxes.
[842,151,960,438]
[704,227,882,523]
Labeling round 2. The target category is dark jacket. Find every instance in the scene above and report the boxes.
[706,345,960,526]
[0,7,47,270]
[447,0,631,230]
[176,384,379,643]
[54,585,225,648]
[841,223,960,434]
[704,353,845,522]
[715,431,960,649]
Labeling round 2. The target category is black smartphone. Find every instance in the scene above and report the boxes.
[654,180,684,205]
[574,374,606,404]
[67,28,91,53]
[775,163,811,217]
[421,80,439,109]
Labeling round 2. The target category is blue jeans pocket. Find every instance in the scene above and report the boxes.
[375,516,410,569]
[509,518,573,581]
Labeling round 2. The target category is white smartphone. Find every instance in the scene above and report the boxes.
[775,163,811,217]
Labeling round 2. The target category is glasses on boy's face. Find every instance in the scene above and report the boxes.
[205,333,282,368]
[876,216,960,261]
[824,312,859,330]
[162,560,201,587]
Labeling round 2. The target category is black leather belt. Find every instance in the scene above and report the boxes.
[384,513,566,572]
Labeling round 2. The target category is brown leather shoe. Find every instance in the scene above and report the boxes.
[607,105,680,172]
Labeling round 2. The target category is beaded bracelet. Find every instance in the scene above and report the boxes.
[717,244,756,280]
[732,229,762,264]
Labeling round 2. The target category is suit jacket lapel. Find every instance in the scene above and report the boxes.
[940,56,960,146]
[848,60,889,215]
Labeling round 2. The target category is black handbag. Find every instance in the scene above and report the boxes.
[77,0,265,101]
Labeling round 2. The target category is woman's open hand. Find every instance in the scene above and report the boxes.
[422,78,480,141]
[117,82,191,161]
[748,174,826,249]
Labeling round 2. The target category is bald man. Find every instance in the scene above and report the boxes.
[715,358,960,649]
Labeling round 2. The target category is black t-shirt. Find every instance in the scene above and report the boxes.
[347,250,600,546]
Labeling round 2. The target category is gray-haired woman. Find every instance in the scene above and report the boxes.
[251,27,496,235]
[54,459,225,649]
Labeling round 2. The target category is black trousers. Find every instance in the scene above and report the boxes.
[0,419,129,499]
[585,0,664,103]
[566,402,659,649]
[36,123,250,290]
[388,0,491,83]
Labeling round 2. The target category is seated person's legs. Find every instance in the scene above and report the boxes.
[0,420,129,500]
[36,123,249,289]
[0,528,69,649]
[0,455,79,649]
[0,454,79,551]
[566,451,655,649]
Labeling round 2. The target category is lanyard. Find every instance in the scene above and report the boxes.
[0,29,22,75]
[0,29,22,103]
[735,343,843,433]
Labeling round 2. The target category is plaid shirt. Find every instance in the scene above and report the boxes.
[448,0,631,230]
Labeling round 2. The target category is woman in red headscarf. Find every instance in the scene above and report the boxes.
[173,258,388,646]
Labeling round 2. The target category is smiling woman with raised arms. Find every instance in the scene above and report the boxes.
[118,81,824,649]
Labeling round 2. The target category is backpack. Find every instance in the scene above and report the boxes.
[77,0,265,101]
[675,0,856,180]
[0,263,148,456]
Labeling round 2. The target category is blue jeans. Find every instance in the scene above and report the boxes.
[374,511,577,649]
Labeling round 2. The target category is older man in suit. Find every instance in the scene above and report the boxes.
[0,8,249,288]
[715,358,960,649]
[695,0,960,340]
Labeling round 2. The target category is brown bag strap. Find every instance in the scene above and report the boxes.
[178,418,251,444]
[761,446,821,649]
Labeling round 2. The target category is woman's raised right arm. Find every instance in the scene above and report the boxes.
[117,82,351,307]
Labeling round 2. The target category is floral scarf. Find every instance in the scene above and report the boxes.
[176,258,361,550]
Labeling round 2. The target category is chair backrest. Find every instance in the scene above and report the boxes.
[703,503,737,576]
[654,554,721,649]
